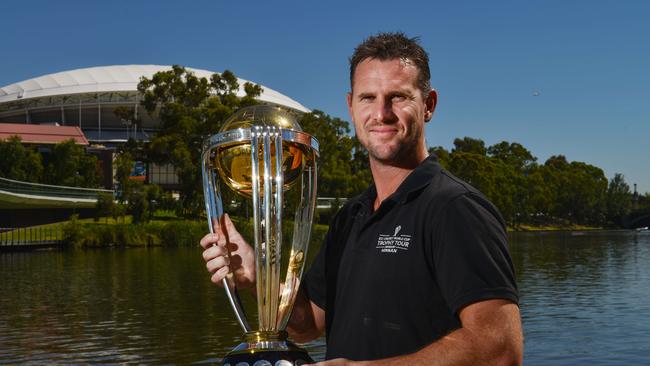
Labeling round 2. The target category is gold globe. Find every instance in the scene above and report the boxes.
[214,106,308,197]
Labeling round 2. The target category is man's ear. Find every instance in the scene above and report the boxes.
[425,89,438,122]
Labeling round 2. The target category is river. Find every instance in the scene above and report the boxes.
[1,230,649,364]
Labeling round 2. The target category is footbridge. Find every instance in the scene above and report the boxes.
[0,177,112,227]
[623,209,650,229]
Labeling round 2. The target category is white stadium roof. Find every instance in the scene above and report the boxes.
[0,65,309,113]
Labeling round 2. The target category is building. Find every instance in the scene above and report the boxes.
[0,65,310,189]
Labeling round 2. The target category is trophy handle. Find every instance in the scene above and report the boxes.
[202,148,252,333]
[277,155,317,330]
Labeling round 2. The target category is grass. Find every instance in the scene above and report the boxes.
[511,223,602,232]
[3,209,604,247]
[5,210,329,249]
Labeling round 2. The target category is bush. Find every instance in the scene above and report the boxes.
[60,217,327,251]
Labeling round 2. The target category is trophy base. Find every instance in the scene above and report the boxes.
[221,331,314,366]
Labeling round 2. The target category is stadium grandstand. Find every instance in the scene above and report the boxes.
[0,65,310,190]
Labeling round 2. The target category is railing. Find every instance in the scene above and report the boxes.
[316,197,348,210]
[0,226,63,249]
[0,177,113,199]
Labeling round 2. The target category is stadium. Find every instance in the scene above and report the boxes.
[0,65,310,189]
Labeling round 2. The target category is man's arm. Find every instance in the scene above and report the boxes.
[286,288,326,343]
[307,299,523,366]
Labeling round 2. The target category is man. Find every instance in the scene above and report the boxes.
[201,32,523,365]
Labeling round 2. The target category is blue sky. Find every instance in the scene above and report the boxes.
[2,0,649,193]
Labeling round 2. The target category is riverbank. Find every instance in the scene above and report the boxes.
[2,215,611,249]
[510,223,603,232]
[57,215,329,249]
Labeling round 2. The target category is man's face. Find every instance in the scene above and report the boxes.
[347,58,436,165]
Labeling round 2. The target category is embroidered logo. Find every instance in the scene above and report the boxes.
[377,225,412,253]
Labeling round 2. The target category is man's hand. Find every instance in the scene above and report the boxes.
[200,213,255,288]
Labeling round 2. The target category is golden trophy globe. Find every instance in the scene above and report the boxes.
[201,105,319,366]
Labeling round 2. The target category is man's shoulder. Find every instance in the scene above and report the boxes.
[417,167,502,221]
[422,167,480,203]
[426,168,505,226]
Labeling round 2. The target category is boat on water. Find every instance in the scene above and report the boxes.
[635,226,649,232]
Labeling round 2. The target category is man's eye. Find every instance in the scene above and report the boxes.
[360,96,374,102]
[392,95,406,102]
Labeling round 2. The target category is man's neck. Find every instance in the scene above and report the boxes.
[369,154,427,211]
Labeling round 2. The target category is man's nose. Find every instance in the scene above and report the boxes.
[374,99,397,124]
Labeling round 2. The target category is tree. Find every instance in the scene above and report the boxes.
[606,173,632,226]
[487,141,536,172]
[452,137,487,156]
[137,65,262,215]
[428,146,450,169]
[95,192,115,223]
[114,151,135,199]
[44,139,101,187]
[540,156,607,225]
[0,135,43,182]
[487,141,538,227]
[299,110,371,198]
[524,166,553,223]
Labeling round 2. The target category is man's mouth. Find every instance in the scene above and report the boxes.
[369,126,398,135]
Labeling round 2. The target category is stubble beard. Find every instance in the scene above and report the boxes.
[365,131,424,167]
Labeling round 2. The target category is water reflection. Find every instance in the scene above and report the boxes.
[510,231,650,365]
[0,248,325,364]
[1,232,649,364]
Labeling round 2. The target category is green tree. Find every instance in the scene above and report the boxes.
[487,141,537,226]
[452,137,487,155]
[606,173,632,226]
[95,192,115,223]
[114,151,135,200]
[44,139,101,187]
[137,65,262,215]
[0,135,43,182]
[299,110,371,198]
[127,184,149,224]
[487,141,536,172]
[428,146,450,169]
[525,166,553,223]
[541,156,607,225]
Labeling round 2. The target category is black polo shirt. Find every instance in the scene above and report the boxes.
[302,155,518,361]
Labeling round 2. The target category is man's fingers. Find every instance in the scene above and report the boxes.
[202,245,227,262]
[206,255,230,273]
[210,266,230,284]
[199,233,220,249]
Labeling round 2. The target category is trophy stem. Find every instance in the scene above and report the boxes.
[251,128,284,332]
[262,132,275,331]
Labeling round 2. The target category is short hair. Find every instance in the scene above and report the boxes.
[349,32,431,96]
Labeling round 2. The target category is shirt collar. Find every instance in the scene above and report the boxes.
[390,154,440,203]
[353,154,441,212]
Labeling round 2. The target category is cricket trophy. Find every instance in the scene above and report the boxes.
[201,105,319,366]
